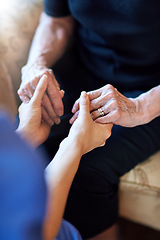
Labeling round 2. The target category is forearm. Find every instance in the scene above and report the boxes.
[136,85,160,124]
[23,12,74,71]
[43,137,83,240]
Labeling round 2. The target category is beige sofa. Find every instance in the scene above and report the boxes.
[0,0,160,232]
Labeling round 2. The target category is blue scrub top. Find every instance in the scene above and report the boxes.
[0,112,82,240]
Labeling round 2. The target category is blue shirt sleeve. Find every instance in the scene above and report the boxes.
[0,113,47,240]
[55,220,83,240]
[44,0,70,17]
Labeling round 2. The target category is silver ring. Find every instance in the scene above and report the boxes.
[98,108,105,116]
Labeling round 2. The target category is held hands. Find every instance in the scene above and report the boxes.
[17,75,51,148]
[18,64,64,126]
[67,91,113,155]
[70,84,140,127]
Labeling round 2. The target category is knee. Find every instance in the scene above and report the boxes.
[74,164,118,199]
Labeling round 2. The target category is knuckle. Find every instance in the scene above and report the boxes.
[31,77,39,88]
[44,69,54,78]
[116,108,121,116]
[104,84,114,91]
[17,88,22,95]
[108,90,117,99]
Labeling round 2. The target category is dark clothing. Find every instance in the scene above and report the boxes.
[43,0,160,238]
[44,0,160,91]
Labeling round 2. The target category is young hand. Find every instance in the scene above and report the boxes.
[68,91,113,155]
[17,75,52,148]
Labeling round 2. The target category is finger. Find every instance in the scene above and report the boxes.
[91,107,106,120]
[51,72,60,88]
[47,79,64,116]
[31,75,48,106]
[72,98,80,113]
[25,83,34,99]
[89,88,119,112]
[18,76,40,102]
[60,89,65,98]
[42,106,54,127]
[87,88,102,101]
[69,110,79,124]
[79,91,90,114]
[92,97,119,123]
[42,94,61,125]
[89,96,104,112]
[18,92,30,103]
[44,69,60,89]
[29,77,39,92]
[18,87,31,103]
[71,92,90,123]
[95,111,116,124]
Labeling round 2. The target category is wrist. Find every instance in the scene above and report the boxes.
[60,136,84,156]
[135,93,153,125]
[16,127,39,149]
[21,62,47,74]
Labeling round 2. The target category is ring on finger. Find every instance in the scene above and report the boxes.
[98,108,105,116]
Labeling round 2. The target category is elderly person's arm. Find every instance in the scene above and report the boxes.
[71,84,160,127]
[18,12,75,126]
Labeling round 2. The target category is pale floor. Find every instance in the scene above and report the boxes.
[118,218,160,240]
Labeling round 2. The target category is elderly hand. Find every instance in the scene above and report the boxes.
[18,64,64,126]
[67,91,113,155]
[71,84,140,127]
[17,75,52,148]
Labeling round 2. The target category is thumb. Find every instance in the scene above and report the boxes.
[31,75,48,105]
[79,91,90,117]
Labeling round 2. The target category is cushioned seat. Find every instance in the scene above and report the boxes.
[119,151,160,230]
[0,0,159,232]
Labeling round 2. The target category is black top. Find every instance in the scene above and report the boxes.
[44,0,160,90]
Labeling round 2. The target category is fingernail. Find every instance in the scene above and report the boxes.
[80,91,86,97]
[72,106,75,113]
[58,109,63,117]
[42,74,48,80]
[49,120,54,126]
[69,118,73,124]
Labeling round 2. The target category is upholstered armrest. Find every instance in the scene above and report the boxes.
[0,0,43,106]
[119,151,160,230]
[0,60,17,120]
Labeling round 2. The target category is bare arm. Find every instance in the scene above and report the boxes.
[71,84,160,127]
[135,85,160,125]
[18,13,75,125]
[43,92,113,240]
[26,12,75,68]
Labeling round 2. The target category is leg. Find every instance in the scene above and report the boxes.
[64,117,160,239]
[42,44,160,239]
[87,224,119,240]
